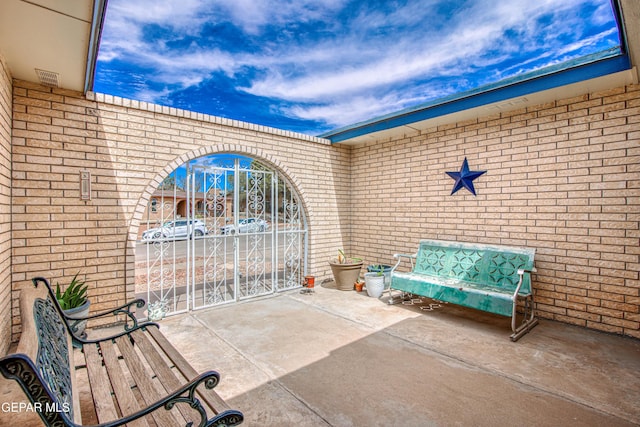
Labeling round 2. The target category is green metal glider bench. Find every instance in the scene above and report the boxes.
[389,239,538,341]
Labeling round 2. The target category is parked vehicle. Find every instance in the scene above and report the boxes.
[219,218,268,235]
[142,219,207,241]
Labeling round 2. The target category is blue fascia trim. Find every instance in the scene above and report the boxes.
[323,53,631,144]
[84,0,109,93]
[610,0,628,56]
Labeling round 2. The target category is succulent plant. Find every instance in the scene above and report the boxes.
[56,272,88,310]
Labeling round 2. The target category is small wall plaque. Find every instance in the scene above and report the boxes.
[80,171,91,200]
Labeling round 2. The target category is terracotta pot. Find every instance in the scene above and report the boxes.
[304,275,315,288]
[354,282,364,292]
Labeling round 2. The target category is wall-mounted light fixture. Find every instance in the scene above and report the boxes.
[80,171,91,200]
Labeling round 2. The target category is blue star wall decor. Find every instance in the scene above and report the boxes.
[446,157,487,196]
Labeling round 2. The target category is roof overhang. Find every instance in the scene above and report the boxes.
[0,0,107,93]
[322,0,640,145]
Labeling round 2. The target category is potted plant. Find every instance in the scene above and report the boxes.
[364,265,385,298]
[56,272,90,336]
[367,264,393,288]
[329,249,363,291]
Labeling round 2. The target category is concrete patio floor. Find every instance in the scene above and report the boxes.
[149,282,640,426]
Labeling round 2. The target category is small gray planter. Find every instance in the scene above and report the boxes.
[64,299,90,338]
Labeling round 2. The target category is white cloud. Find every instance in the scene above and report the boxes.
[240,0,585,101]
[241,0,615,128]
[284,83,456,128]
[287,96,403,126]
[105,0,209,31]
[216,0,347,34]
[97,0,618,131]
[555,27,619,56]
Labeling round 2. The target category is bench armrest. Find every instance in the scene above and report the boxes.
[64,298,146,335]
[32,277,145,324]
[512,267,537,299]
[393,253,417,259]
[31,276,153,346]
[391,253,418,273]
[74,323,160,347]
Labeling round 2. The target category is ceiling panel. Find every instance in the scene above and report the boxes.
[0,0,93,92]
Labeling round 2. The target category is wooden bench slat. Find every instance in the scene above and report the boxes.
[83,343,120,424]
[131,329,184,392]
[129,329,212,423]
[142,327,231,414]
[115,335,186,426]
[144,327,198,378]
[99,340,151,427]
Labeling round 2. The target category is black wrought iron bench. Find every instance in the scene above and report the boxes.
[390,239,538,341]
[0,277,244,426]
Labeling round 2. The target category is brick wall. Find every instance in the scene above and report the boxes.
[351,85,640,338]
[0,55,11,355]
[10,80,351,341]
[7,78,640,344]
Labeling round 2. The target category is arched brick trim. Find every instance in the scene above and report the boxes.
[125,144,312,299]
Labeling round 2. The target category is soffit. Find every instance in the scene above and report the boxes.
[0,0,94,92]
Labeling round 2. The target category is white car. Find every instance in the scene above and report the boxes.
[142,219,207,241]
[219,218,268,235]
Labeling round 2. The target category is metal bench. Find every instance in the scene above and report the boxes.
[0,277,244,426]
[389,239,538,341]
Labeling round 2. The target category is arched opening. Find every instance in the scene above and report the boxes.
[136,154,308,319]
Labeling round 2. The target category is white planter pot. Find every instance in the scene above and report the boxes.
[367,265,392,289]
[365,273,385,298]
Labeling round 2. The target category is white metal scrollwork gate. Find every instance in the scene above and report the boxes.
[137,156,307,318]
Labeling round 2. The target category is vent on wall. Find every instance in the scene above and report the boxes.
[34,69,61,88]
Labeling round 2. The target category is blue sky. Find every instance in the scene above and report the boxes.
[94,0,621,136]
